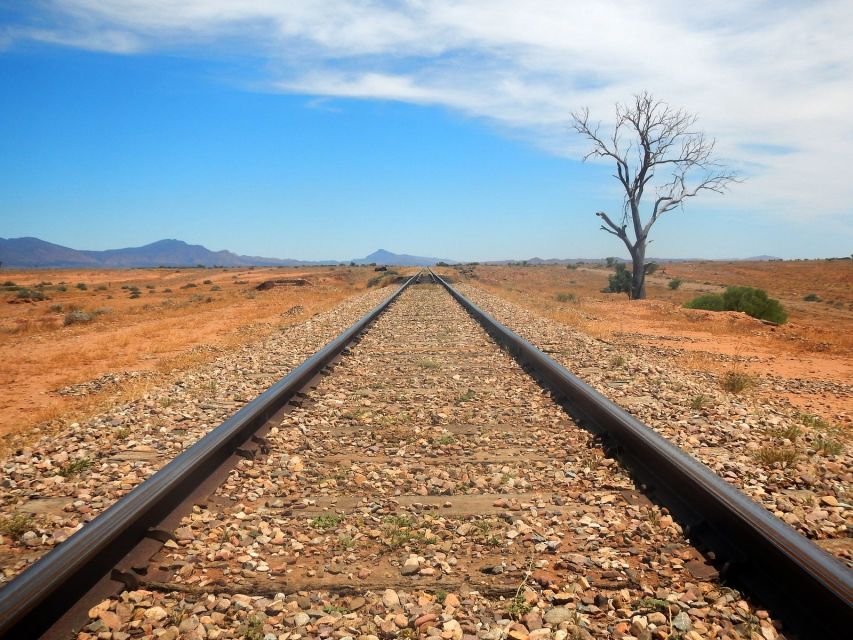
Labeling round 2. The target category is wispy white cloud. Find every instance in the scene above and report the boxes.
[9,26,143,53]
[7,0,853,220]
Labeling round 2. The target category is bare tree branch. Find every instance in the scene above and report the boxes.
[572,91,741,299]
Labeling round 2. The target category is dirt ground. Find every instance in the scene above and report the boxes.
[1,260,849,451]
[445,260,852,422]
[0,266,402,446]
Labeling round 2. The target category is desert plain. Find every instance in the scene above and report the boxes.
[1,260,850,457]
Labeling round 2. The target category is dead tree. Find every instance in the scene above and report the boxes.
[572,91,738,299]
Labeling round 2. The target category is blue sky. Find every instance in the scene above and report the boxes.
[1,1,851,261]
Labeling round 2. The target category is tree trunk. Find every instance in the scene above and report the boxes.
[630,246,646,300]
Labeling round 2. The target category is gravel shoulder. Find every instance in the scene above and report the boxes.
[0,286,394,583]
[454,282,852,566]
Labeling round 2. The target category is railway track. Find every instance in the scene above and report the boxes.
[0,272,850,639]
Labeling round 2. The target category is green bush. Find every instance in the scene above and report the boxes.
[603,263,632,296]
[684,286,787,324]
[684,293,725,311]
[668,278,683,290]
[803,293,820,302]
[722,286,787,323]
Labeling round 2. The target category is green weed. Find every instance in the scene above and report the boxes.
[59,457,92,477]
[310,513,343,531]
[0,512,35,540]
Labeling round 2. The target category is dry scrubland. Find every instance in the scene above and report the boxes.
[0,260,849,451]
[0,266,407,451]
[443,260,852,423]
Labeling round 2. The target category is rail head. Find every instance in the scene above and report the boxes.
[429,268,852,639]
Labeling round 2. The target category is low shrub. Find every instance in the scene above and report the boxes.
[64,310,93,325]
[684,293,725,311]
[76,282,87,290]
[555,292,577,302]
[603,263,632,296]
[668,278,683,290]
[803,293,820,302]
[17,288,46,301]
[684,286,787,323]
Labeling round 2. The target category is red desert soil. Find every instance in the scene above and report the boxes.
[1,261,849,451]
[0,266,401,446]
[446,261,852,422]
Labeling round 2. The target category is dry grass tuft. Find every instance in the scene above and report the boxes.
[720,370,755,394]
[755,446,798,467]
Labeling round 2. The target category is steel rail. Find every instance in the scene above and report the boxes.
[431,269,852,638]
[0,275,417,639]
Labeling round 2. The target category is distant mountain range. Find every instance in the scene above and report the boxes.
[0,237,456,268]
[0,237,786,269]
[354,249,453,267]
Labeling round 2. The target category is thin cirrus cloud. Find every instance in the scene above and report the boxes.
[6,0,853,222]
